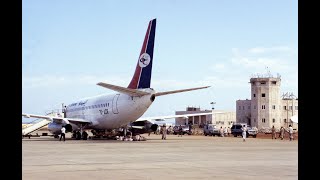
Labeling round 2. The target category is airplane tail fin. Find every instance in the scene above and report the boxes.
[128,19,156,89]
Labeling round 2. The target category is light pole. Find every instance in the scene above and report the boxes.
[210,102,216,124]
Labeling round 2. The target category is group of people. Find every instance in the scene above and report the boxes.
[271,125,294,141]
[219,127,232,137]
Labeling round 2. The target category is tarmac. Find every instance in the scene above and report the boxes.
[22,132,298,180]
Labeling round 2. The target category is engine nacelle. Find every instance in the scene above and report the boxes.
[48,123,75,134]
[150,124,158,132]
[130,121,158,134]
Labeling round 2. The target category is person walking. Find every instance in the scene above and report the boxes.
[60,126,66,141]
[288,125,294,141]
[241,125,247,142]
[161,124,167,140]
[271,125,277,139]
[280,126,285,140]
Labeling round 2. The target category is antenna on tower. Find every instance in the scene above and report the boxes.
[265,66,272,78]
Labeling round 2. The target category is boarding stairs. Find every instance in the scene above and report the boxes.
[22,110,63,136]
[22,119,51,135]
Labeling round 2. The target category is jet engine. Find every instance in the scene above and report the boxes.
[48,122,74,135]
[130,121,158,134]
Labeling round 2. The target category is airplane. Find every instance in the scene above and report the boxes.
[22,18,213,138]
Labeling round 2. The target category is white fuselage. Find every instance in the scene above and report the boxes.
[65,88,155,130]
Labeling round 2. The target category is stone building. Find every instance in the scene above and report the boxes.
[175,106,236,128]
[236,74,298,130]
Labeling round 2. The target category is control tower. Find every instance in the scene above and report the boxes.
[250,74,282,129]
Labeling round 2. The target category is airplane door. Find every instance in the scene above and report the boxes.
[112,94,120,114]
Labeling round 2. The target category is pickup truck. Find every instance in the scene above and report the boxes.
[231,124,257,138]
[203,124,220,136]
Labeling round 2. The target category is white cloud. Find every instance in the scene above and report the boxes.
[248,46,294,54]
[22,75,130,89]
[208,46,297,94]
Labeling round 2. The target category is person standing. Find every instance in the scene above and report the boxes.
[280,126,285,140]
[271,125,277,139]
[289,125,294,141]
[60,126,66,141]
[241,125,247,142]
[224,127,228,137]
[161,124,167,140]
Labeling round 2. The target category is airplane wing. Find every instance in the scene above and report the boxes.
[22,113,91,124]
[135,112,218,123]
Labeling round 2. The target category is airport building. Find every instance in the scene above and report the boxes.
[175,107,236,128]
[236,74,298,130]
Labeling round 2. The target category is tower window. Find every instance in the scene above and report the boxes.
[260,82,266,85]
[284,106,287,110]
[262,105,266,109]
[289,106,293,110]
[272,119,275,123]
[272,105,275,109]
[253,94,256,97]
[262,93,266,97]
[284,119,287,123]
[262,118,266,123]
[272,81,277,84]
[239,106,241,110]
[243,106,245,110]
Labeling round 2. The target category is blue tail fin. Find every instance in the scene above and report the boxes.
[128,19,156,89]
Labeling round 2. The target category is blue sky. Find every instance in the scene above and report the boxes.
[22,0,298,122]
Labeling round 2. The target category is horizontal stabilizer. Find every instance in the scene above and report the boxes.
[155,86,210,97]
[97,82,151,96]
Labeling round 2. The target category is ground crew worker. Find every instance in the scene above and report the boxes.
[271,125,277,139]
[161,124,167,140]
[60,126,66,141]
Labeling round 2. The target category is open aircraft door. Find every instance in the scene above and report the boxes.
[112,94,120,114]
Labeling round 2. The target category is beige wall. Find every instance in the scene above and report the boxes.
[236,76,298,130]
[175,107,236,129]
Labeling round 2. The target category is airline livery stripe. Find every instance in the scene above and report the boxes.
[127,21,152,89]
[137,21,152,88]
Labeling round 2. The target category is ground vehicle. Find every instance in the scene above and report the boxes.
[203,124,220,136]
[231,123,257,138]
[173,125,191,135]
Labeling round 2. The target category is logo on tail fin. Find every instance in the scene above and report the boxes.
[139,53,151,67]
